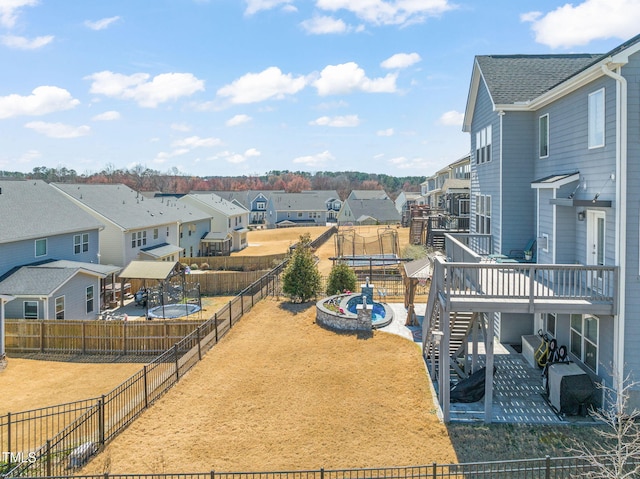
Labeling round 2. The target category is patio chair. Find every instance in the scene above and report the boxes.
[491,238,537,263]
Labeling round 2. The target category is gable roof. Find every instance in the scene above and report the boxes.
[52,183,210,230]
[181,192,249,216]
[268,191,339,211]
[464,33,640,132]
[345,198,401,222]
[0,264,101,296]
[347,190,388,200]
[205,190,278,209]
[0,180,104,244]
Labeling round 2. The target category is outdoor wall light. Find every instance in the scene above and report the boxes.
[577,211,586,221]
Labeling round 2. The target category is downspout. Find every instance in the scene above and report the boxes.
[601,64,627,396]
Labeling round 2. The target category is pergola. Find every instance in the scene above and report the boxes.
[402,257,433,326]
[118,260,186,312]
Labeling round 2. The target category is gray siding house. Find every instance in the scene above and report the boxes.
[337,197,401,226]
[0,180,119,320]
[424,33,640,421]
[52,184,211,267]
[265,191,340,228]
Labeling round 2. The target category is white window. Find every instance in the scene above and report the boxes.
[55,296,65,320]
[539,114,549,158]
[154,228,159,239]
[570,314,598,373]
[474,194,491,234]
[588,89,605,148]
[74,233,89,254]
[24,301,38,319]
[35,238,47,257]
[86,285,94,314]
[475,125,492,164]
[257,201,266,210]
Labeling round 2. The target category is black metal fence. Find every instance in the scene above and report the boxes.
[7,455,639,479]
[0,266,286,478]
[0,228,340,478]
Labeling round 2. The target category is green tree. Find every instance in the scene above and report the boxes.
[326,261,357,295]
[282,234,322,303]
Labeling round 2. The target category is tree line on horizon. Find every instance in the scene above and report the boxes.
[0,165,425,200]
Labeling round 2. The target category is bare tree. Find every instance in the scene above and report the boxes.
[568,373,640,478]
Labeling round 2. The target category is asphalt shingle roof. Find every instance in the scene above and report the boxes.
[53,183,210,229]
[345,198,401,222]
[476,54,603,105]
[269,191,339,211]
[0,180,104,244]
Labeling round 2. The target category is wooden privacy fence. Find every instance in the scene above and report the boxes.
[180,254,286,271]
[4,321,204,356]
[1,266,286,478]
[128,270,269,297]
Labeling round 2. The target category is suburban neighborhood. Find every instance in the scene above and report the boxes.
[2,3,640,478]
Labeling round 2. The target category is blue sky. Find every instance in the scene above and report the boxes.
[0,0,638,178]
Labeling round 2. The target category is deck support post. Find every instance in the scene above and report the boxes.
[484,312,495,423]
[441,308,450,422]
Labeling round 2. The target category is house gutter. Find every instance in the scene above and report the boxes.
[600,64,627,395]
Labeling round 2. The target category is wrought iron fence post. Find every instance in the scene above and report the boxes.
[45,439,51,477]
[241,294,244,315]
[545,455,550,479]
[174,344,179,382]
[197,326,202,360]
[210,470,215,479]
[320,467,324,479]
[6,412,11,470]
[229,301,232,328]
[143,365,149,409]
[214,313,218,343]
[98,396,105,446]
[432,462,436,479]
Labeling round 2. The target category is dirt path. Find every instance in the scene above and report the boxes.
[82,299,457,473]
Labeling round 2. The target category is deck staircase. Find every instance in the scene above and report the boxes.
[409,218,426,245]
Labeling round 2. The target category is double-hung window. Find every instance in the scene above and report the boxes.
[55,296,65,320]
[474,194,491,234]
[570,314,599,372]
[539,114,549,158]
[24,301,38,319]
[74,233,89,254]
[475,125,492,164]
[588,89,605,148]
[86,285,94,314]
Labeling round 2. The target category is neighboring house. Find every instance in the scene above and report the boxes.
[347,190,389,200]
[395,191,423,226]
[337,197,401,226]
[440,154,471,217]
[52,184,211,266]
[0,180,119,320]
[424,33,640,421]
[208,190,278,226]
[265,191,341,228]
[179,193,249,255]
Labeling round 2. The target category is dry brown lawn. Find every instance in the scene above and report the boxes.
[235,226,332,256]
[0,359,142,414]
[82,298,457,474]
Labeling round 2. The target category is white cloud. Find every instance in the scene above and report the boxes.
[522,0,640,49]
[25,121,90,138]
[217,67,307,104]
[309,114,360,127]
[0,0,38,28]
[381,52,421,69]
[438,110,463,126]
[245,0,295,15]
[1,34,53,49]
[171,136,221,148]
[171,123,191,132]
[226,114,252,126]
[84,16,120,30]
[293,150,335,168]
[313,62,397,95]
[388,155,431,170]
[17,149,41,164]
[0,86,79,119]
[92,110,120,121]
[245,148,261,157]
[86,71,205,108]
[376,128,394,136]
[316,0,455,26]
[301,15,348,34]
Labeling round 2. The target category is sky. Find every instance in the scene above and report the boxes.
[0,0,639,178]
